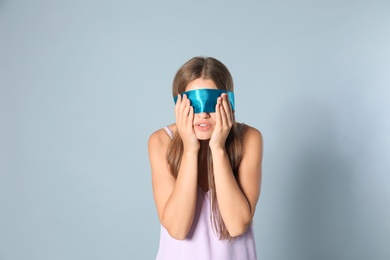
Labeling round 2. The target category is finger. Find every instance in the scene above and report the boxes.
[219,98,228,127]
[215,97,222,128]
[188,106,194,128]
[221,93,233,126]
[175,94,181,113]
[175,94,181,124]
[176,94,185,114]
[178,94,186,117]
[221,94,232,115]
[218,94,228,123]
[178,95,189,130]
[182,94,190,117]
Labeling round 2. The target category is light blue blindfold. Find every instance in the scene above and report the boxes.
[173,89,235,114]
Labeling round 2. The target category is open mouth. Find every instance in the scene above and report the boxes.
[195,123,211,131]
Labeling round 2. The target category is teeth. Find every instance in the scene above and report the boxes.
[199,124,207,127]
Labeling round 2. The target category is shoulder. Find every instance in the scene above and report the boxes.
[239,123,263,144]
[148,124,176,151]
[238,123,263,158]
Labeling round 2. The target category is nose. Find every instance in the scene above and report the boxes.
[197,112,210,119]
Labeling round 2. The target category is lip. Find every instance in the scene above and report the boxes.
[194,122,211,132]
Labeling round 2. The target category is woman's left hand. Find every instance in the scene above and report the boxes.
[209,93,234,150]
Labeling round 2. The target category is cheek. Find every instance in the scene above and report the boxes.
[210,113,217,123]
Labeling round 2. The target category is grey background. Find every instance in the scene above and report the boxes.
[1,0,389,259]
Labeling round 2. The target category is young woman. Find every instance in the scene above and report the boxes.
[148,56,263,260]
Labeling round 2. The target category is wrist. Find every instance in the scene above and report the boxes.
[183,146,200,154]
[209,145,226,154]
[182,138,200,152]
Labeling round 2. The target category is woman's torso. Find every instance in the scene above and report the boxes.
[156,125,257,260]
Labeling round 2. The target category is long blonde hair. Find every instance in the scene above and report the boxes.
[167,56,243,240]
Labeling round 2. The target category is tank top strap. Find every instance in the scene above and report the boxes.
[238,122,245,133]
[163,126,174,140]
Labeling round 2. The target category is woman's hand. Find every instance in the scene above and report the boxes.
[175,94,200,151]
[209,93,234,150]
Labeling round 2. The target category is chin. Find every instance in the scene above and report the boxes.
[195,132,212,140]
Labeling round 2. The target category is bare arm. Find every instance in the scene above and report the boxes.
[209,93,263,237]
[148,94,200,240]
[211,126,263,237]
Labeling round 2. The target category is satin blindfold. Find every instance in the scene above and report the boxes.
[173,89,235,113]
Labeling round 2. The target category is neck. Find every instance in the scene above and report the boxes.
[197,140,210,191]
[198,140,209,165]
[199,140,210,153]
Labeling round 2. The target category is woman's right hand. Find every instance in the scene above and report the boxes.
[175,94,200,151]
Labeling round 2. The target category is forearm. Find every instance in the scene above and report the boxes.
[162,149,198,240]
[211,147,252,237]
